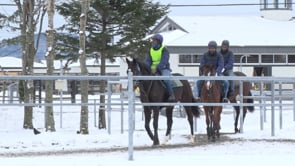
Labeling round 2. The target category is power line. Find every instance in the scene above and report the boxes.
[0,2,294,7]
[165,3,295,7]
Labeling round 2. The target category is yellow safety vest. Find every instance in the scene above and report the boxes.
[150,45,165,70]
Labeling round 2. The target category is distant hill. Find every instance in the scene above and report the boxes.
[0,34,47,61]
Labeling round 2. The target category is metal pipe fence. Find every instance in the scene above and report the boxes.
[0,74,295,160]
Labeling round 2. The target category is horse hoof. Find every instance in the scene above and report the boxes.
[153,140,160,146]
[152,143,160,147]
[161,135,170,145]
[189,135,196,144]
[234,129,239,133]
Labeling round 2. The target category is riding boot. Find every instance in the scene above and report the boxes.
[165,79,176,101]
[168,91,176,101]
[223,80,229,102]
[227,90,234,98]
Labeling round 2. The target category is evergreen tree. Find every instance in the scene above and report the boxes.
[56,0,168,129]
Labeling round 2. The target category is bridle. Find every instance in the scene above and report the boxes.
[128,62,153,100]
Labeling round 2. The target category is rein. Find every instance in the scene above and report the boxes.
[134,63,154,101]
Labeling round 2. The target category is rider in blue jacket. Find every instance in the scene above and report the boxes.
[220,40,235,97]
[195,40,229,102]
[146,34,175,101]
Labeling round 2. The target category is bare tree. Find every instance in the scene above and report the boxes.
[16,0,46,129]
[44,0,56,132]
[79,0,90,134]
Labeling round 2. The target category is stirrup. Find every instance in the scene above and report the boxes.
[222,98,229,103]
[168,94,176,101]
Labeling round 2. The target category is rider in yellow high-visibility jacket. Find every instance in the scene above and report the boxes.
[145,34,175,101]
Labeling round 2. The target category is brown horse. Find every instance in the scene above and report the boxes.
[126,58,201,146]
[229,72,255,133]
[200,64,223,142]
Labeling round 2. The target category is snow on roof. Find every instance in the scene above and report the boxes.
[159,15,295,47]
[146,29,188,46]
[0,57,46,68]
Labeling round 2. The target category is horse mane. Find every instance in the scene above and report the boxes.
[135,58,152,74]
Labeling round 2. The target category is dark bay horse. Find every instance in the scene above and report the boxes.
[126,58,200,146]
[200,64,223,142]
[229,72,255,133]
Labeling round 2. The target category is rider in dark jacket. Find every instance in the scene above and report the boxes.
[220,40,235,97]
[195,40,229,102]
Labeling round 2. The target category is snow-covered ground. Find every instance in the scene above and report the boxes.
[0,95,295,165]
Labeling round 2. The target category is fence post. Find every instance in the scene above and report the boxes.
[260,81,264,130]
[94,99,97,127]
[271,81,275,136]
[120,91,124,134]
[279,82,282,129]
[239,80,244,133]
[293,88,295,121]
[107,82,112,135]
[128,70,134,161]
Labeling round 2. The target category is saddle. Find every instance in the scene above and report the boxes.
[159,79,183,89]
[153,73,183,88]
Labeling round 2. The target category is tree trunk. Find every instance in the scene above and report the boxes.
[21,0,35,129]
[98,20,108,129]
[44,0,56,132]
[79,0,89,134]
[98,54,106,129]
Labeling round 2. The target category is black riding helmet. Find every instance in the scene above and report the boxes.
[208,40,217,48]
[221,40,230,46]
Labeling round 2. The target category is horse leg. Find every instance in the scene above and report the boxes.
[204,108,211,140]
[210,115,215,142]
[207,107,215,142]
[144,108,154,141]
[152,108,160,146]
[240,106,248,131]
[163,106,173,145]
[215,107,222,139]
[184,106,195,144]
[234,106,240,133]
[243,106,247,122]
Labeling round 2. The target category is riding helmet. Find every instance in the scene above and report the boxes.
[208,40,217,48]
[221,40,230,46]
[152,34,163,44]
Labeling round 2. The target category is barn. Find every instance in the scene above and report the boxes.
[139,1,295,90]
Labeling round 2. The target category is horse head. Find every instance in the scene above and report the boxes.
[203,64,217,76]
[126,58,151,76]
[203,64,217,90]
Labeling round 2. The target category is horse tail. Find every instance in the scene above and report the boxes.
[247,91,255,112]
[173,73,201,117]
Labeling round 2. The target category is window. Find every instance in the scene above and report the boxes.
[261,54,273,63]
[247,55,259,63]
[274,54,286,63]
[288,55,295,63]
[168,25,176,31]
[179,54,199,64]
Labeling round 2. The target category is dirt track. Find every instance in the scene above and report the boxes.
[1,133,294,158]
